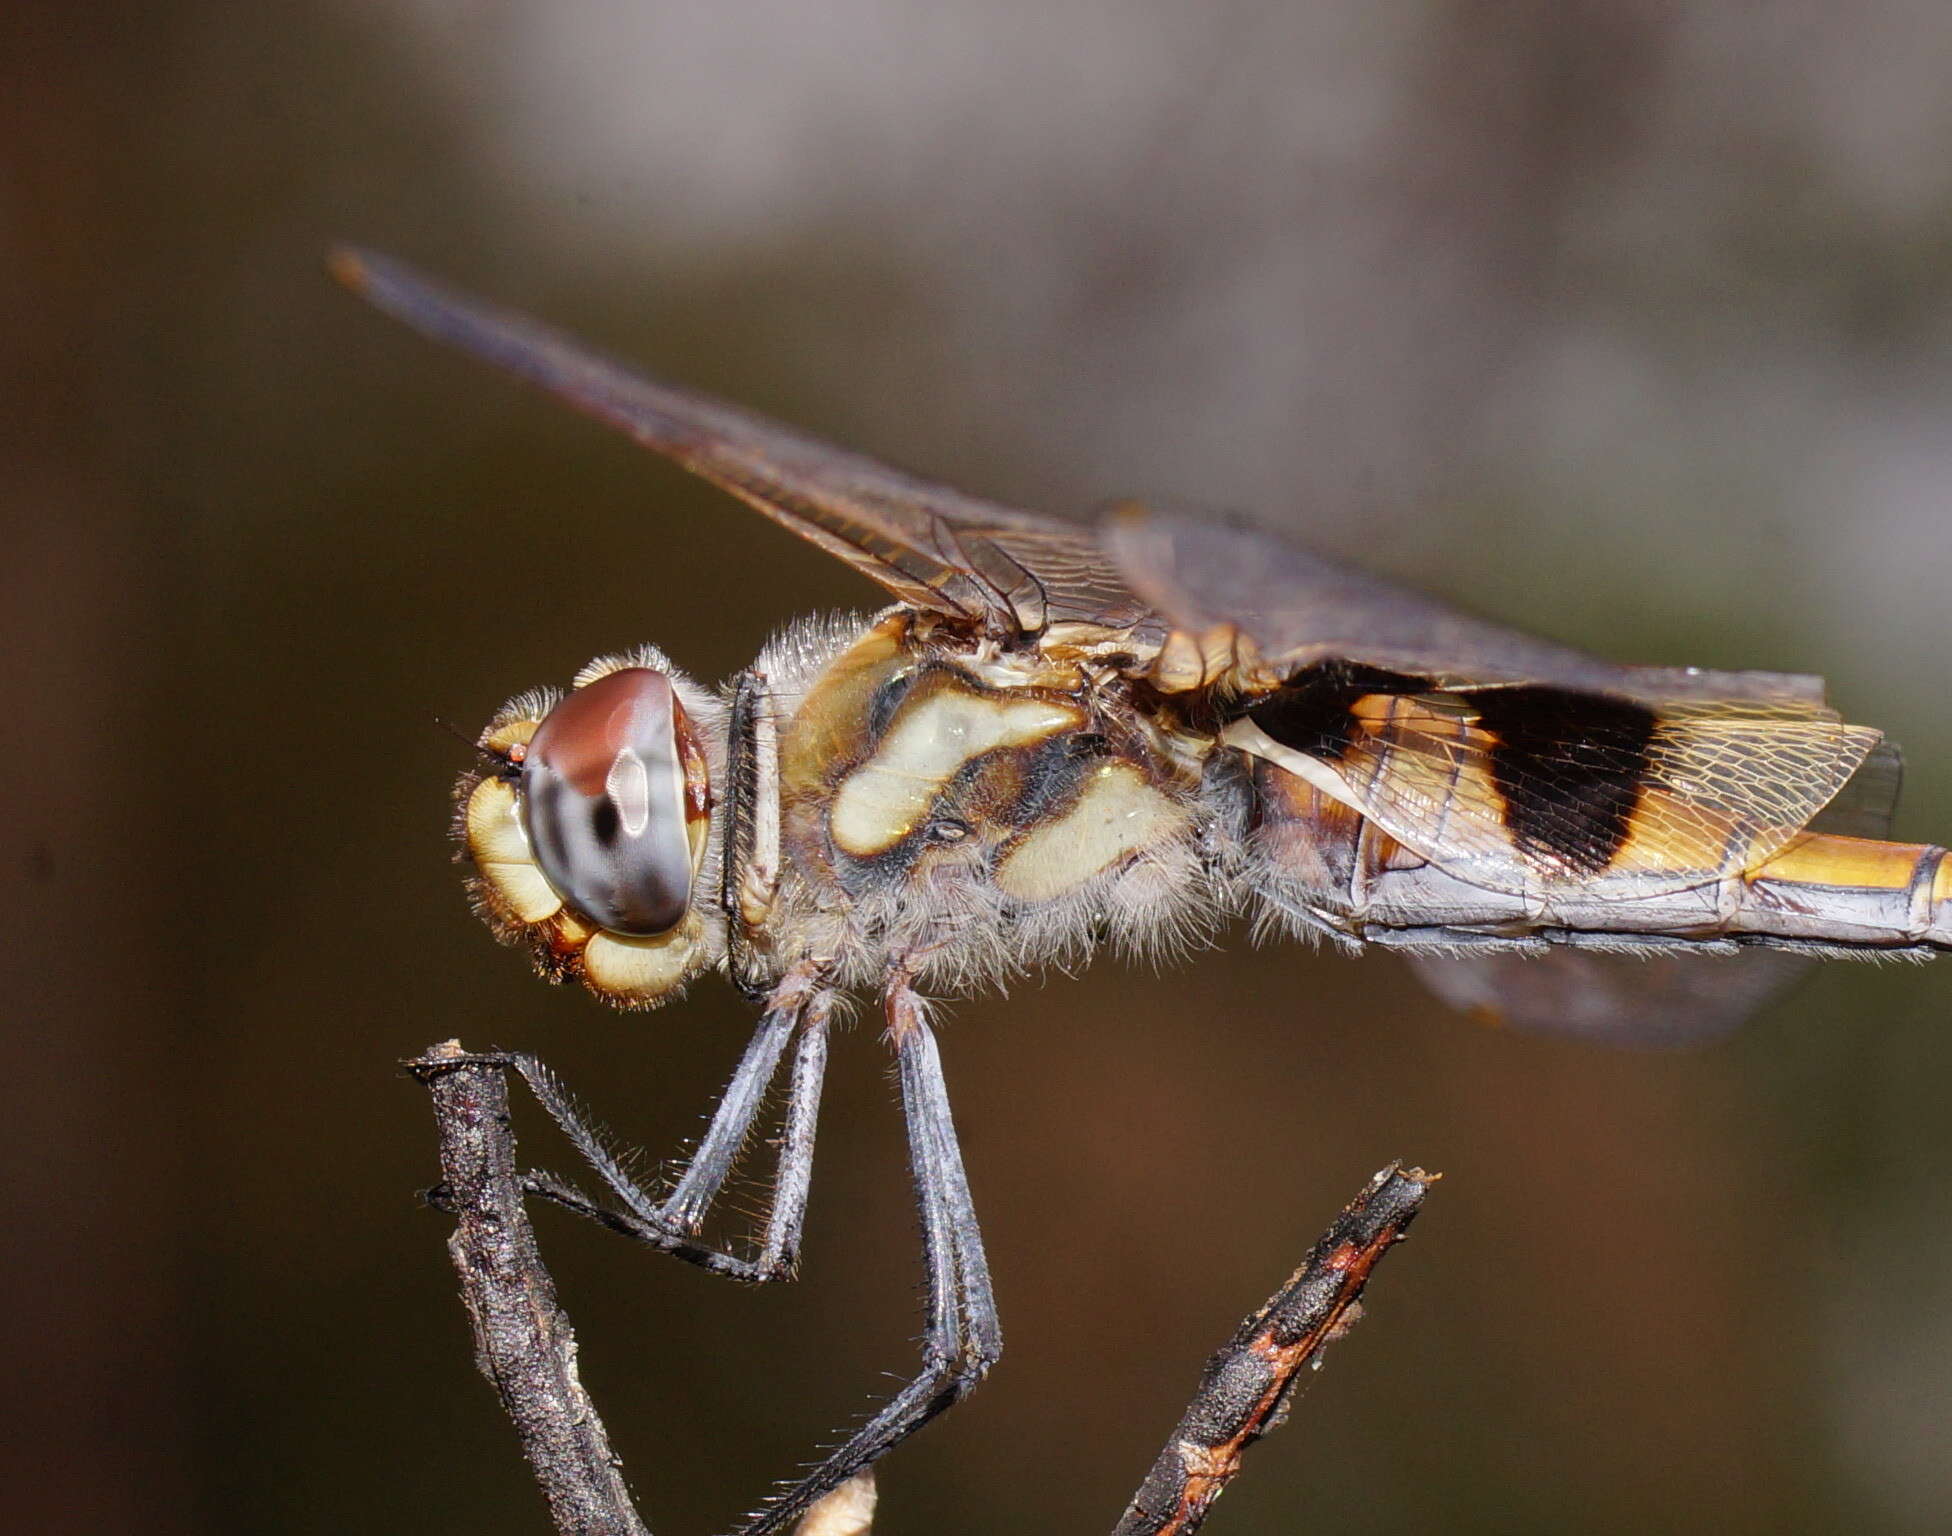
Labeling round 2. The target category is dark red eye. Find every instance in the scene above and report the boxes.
[519,668,701,934]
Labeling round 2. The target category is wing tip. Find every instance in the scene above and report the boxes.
[328,245,445,329]
[326,243,382,296]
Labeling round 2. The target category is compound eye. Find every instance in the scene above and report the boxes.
[519,667,705,935]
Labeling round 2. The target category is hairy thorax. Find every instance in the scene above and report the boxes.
[755,611,1212,993]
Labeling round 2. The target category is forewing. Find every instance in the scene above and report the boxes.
[336,248,1152,640]
[1103,505,1828,705]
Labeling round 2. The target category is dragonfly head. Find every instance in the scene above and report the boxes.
[458,649,723,1007]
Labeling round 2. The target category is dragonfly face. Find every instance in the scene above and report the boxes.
[339,247,1949,1532]
[462,646,725,1004]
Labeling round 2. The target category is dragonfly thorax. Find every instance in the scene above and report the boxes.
[758,612,1212,993]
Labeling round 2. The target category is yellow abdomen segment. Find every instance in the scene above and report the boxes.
[1738,832,1951,949]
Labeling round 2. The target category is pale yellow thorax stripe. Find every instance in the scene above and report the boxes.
[830,688,1080,856]
[780,618,908,800]
[994,762,1186,902]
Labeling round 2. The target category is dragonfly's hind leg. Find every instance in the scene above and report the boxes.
[733,969,1002,1536]
[475,964,833,1284]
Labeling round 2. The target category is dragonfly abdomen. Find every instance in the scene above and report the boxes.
[1243,756,1950,956]
[1346,831,1952,956]
[1730,832,1951,952]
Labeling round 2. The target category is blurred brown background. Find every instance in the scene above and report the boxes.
[6,3,1951,1533]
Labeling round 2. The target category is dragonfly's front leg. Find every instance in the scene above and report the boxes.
[492,963,832,1284]
[735,966,1002,1536]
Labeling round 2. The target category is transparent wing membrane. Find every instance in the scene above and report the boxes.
[1105,504,1830,705]
[1235,685,1878,899]
[1409,946,1816,1048]
[334,248,1153,641]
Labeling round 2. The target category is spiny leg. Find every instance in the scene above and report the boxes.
[736,974,1001,1536]
[507,966,832,1283]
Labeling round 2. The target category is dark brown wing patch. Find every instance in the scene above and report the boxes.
[1249,667,1660,879]
[1236,663,1877,895]
[1245,661,1428,762]
[1468,686,1658,876]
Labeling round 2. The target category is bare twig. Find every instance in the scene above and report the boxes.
[1111,1163,1434,1536]
[409,1041,651,1536]
[407,1044,1433,1536]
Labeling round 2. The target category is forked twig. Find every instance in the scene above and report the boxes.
[407,1042,1433,1536]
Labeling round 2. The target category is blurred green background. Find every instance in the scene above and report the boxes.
[6,3,1951,1533]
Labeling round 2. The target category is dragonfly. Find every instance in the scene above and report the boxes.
[337,248,1950,1532]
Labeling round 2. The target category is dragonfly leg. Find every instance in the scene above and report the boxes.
[733,972,1002,1536]
[499,965,832,1284]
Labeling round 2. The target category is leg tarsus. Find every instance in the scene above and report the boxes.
[496,970,831,1284]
